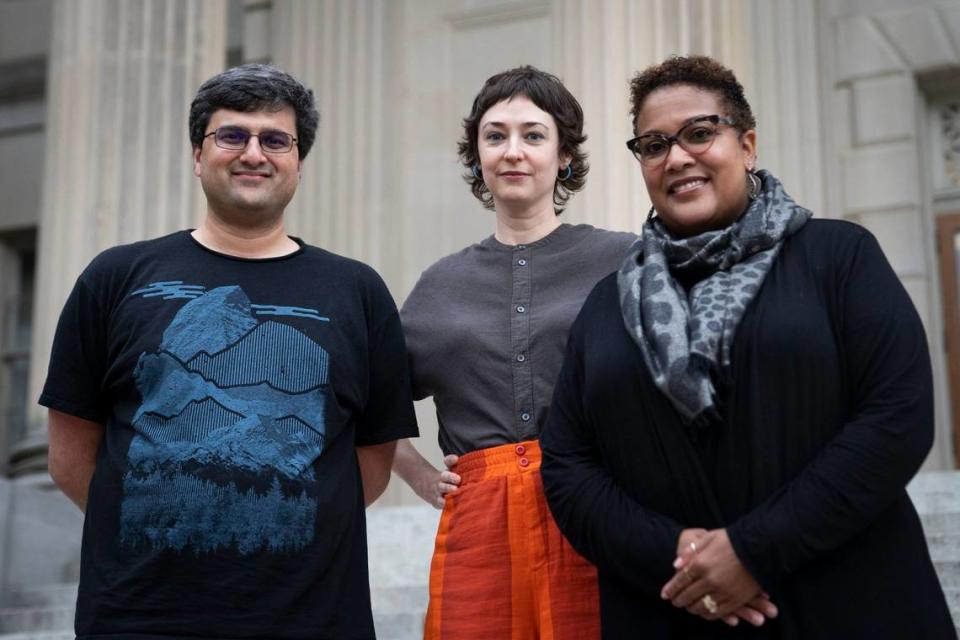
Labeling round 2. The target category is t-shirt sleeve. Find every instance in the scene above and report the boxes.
[355,271,418,446]
[38,274,110,424]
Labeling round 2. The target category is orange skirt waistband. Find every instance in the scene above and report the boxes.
[454,440,542,482]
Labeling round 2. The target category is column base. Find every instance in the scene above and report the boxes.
[8,431,49,478]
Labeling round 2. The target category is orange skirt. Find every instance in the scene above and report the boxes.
[424,440,600,640]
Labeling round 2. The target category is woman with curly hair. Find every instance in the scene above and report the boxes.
[540,54,955,638]
[393,66,636,639]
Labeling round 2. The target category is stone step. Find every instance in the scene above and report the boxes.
[947,586,960,609]
[0,585,76,609]
[371,585,427,615]
[0,607,72,635]
[909,471,960,516]
[928,533,960,563]
[372,611,425,640]
[920,511,960,536]
[937,561,960,589]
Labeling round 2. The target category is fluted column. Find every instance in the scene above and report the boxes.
[270,0,404,293]
[552,0,752,232]
[15,0,226,475]
[745,0,823,215]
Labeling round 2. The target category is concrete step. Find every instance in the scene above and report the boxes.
[947,588,960,636]
[909,471,960,517]
[919,511,960,536]
[0,633,73,640]
[0,606,73,635]
[947,586,959,608]
[371,585,427,615]
[371,585,426,639]
[372,611,425,640]
[928,533,960,563]
[0,585,75,610]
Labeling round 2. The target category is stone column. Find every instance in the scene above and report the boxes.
[745,0,823,214]
[14,0,226,475]
[551,0,753,232]
[269,0,405,293]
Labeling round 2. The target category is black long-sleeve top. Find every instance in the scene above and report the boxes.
[541,220,955,639]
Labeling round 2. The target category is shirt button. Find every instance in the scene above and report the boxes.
[517,244,527,250]
[516,353,526,362]
[518,258,527,266]
[516,305,525,313]
[515,444,526,455]
[520,412,531,422]
[519,457,530,467]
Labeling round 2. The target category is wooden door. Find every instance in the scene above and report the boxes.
[937,213,960,466]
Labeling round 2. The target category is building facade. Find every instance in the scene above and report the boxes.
[1,0,959,573]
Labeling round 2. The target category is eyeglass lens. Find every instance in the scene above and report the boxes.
[214,127,294,153]
[632,118,721,165]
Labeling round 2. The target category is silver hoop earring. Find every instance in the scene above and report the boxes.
[559,165,573,181]
[746,170,761,200]
[472,164,482,180]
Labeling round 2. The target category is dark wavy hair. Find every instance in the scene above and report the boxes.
[189,64,320,160]
[629,55,756,135]
[458,66,587,214]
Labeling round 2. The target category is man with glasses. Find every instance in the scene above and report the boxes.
[40,64,417,639]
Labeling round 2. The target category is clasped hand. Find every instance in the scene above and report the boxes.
[660,528,778,627]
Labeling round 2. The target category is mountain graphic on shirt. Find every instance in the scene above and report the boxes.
[121,285,330,555]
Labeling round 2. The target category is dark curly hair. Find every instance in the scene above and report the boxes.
[189,64,319,160]
[629,55,756,135]
[458,66,587,214]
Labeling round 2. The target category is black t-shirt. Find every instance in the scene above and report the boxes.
[40,230,418,639]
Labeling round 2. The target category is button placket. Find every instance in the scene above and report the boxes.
[510,244,534,439]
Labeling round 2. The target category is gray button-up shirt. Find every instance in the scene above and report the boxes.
[401,223,637,456]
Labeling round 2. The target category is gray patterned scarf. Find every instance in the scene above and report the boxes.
[617,170,811,423]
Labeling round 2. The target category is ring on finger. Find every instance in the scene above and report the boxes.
[701,594,718,615]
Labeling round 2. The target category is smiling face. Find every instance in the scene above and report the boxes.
[635,85,756,237]
[193,106,301,225]
[477,95,570,217]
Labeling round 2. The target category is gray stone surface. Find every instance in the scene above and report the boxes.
[0,606,72,634]
[367,504,437,639]
[0,586,75,610]
[0,479,82,589]
[833,15,905,82]
[909,472,960,635]
[874,6,958,71]
[0,479,11,593]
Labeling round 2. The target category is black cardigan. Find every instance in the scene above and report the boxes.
[541,220,955,639]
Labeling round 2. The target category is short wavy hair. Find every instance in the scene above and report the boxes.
[458,66,587,214]
[189,64,319,160]
[629,55,756,135]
